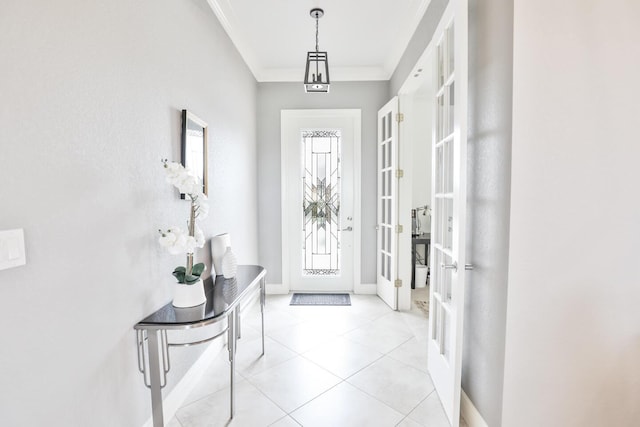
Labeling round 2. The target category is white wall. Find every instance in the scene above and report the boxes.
[412,92,433,231]
[0,0,257,425]
[503,0,640,425]
[256,82,389,285]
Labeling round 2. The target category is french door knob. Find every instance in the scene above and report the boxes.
[341,226,353,232]
[442,261,458,271]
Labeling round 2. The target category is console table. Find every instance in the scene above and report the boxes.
[135,265,266,427]
[412,233,431,288]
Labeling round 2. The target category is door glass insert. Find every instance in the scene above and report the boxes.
[302,130,341,275]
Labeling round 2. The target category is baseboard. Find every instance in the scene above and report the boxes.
[267,283,377,295]
[142,340,224,427]
[354,283,377,294]
[266,283,288,294]
[461,389,489,427]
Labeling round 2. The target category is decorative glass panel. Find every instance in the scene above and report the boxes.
[302,130,341,275]
[447,23,455,78]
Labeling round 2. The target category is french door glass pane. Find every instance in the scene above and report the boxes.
[444,140,453,193]
[447,23,455,78]
[444,198,453,250]
[437,42,445,88]
[448,82,455,135]
[437,94,445,141]
[443,309,451,360]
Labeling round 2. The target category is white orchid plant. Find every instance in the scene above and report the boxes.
[158,160,209,285]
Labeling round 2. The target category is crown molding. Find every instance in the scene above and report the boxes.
[207,0,431,83]
[206,0,262,80]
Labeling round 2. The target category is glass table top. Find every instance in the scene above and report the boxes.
[136,265,265,329]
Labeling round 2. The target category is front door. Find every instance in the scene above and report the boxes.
[427,1,469,426]
[281,110,361,292]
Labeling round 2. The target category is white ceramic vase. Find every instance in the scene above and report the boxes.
[221,247,238,279]
[211,233,231,275]
[172,279,206,308]
[221,278,239,304]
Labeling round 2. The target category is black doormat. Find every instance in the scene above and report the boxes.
[290,293,351,306]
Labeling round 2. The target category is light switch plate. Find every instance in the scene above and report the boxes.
[0,229,26,271]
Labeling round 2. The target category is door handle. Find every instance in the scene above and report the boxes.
[441,262,474,272]
[341,226,353,231]
[442,262,458,271]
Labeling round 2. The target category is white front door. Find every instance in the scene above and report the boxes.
[376,97,399,309]
[281,110,361,292]
[427,1,469,426]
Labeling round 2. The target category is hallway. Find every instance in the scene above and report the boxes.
[168,294,467,426]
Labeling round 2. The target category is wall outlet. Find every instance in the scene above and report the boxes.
[0,229,26,271]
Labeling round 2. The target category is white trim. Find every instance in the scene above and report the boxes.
[141,339,224,427]
[267,283,376,295]
[461,390,489,427]
[281,109,362,294]
[266,283,288,295]
[205,0,261,81]
[354,283,377,294]
[397,94,414,312]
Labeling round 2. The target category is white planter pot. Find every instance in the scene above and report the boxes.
[221,247,238,279]
[172,279,206,308]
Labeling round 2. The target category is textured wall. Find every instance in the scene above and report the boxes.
[256,82,389,285]
[503,0,640,425]
[0,0,257,425]
[464,0,514,425]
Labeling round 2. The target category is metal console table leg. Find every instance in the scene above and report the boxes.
[260,277,265,355]
[227,310,236,419]
[148,330,165,427]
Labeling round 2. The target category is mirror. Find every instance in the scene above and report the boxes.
[181,110,208,197]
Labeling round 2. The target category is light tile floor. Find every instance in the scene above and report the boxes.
[170,293,468,427]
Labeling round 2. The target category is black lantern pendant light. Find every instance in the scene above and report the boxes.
[304,8,330,93]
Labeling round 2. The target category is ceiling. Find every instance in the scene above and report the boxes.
[206,0,431,82]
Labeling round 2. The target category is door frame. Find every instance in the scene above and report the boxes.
[396,18,440,312]
[280,109,362,294]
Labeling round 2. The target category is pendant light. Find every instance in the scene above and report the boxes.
[304,8,330,93]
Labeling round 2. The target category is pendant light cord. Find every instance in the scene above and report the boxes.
[315,15,320,78]
[315,16,319,52]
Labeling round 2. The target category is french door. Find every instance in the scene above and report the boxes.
[427,1,469,426]
[376,97,399,309]
[281,110,361,292]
